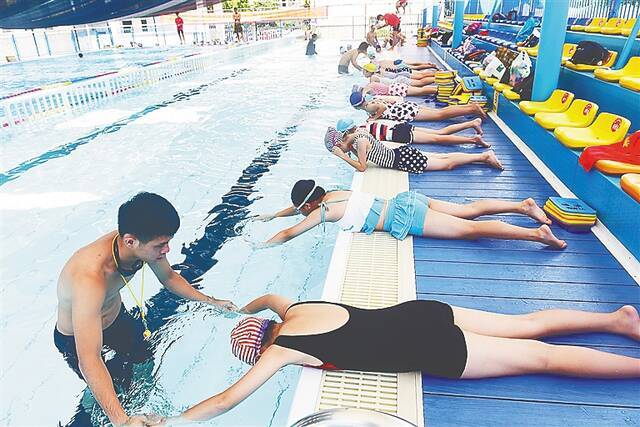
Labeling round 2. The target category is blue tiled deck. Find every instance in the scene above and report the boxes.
[403,46,640,426]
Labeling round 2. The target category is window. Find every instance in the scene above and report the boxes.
[141,19,148,32]
[122,20,133,33]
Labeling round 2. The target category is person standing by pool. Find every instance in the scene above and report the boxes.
[305,33,318,56]
[160,293,639,423]
[175,13,185,44]
[338,41,369,74]
[366,25,381,52]
[233,8,244,43]
[54,192,237,426]
[376,13,406,48]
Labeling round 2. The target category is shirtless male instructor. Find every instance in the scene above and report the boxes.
[54,192,237,426]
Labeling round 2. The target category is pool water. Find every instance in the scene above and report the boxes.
[0,46,207,99]
[0,38,364,426]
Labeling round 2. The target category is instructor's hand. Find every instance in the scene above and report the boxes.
[207,297,238,312]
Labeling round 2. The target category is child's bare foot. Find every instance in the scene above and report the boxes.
[471,135,491,148]
[484,150,504,170]
[472,103,487,119]
[537,224,567,249]
[614,305,640,341]
[521,198,551,224]
[472,118,484,135]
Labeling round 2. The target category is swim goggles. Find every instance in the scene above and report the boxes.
[295,184,318,214]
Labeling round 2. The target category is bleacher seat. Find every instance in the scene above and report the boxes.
[620,76,640,91]
[620,18,638,36]
[520,90,574,115]
[594,57,640,82]
[571,17,606,32]
[585,17,608,33]
[600,18,626,35]
[621,173,640,202]
[561,43,578,65]
[595,160,640,175]
[534,99,598,130]
[554,112,631,148]
[503,89,521,100]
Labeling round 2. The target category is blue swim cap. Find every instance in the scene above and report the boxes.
[350,92,365,107]
[336,118,356,132]
[364,94,374,102]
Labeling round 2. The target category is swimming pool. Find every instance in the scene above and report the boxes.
[0,46,207,99]
[0,38,360,426]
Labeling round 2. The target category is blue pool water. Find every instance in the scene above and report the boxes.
[0,45,206,99]
[0,38,361,426]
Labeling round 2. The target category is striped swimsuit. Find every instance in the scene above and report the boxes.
[353,130,428,173]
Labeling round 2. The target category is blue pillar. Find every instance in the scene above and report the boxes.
[532,0,569,101]
[11,34,21,61]
[615,18,640,69]
[44,31,52,56]
[432,4,439,28]
[487,0,501,29]
[107,22,115,46]
[452,0,465,48]
[608,0,622,18]
[422,8,428,28]
[32,30,41,57]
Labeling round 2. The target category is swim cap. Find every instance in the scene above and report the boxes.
[364,94,374,102]
[367,47,376,59]
[336,118,356,132]
[324,127,344,151]
[350,92,366,107]
[363,63,378,73]
[230,317,271,365]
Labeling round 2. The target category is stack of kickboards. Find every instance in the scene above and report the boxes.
[543,197,597,233]
[435,70,456,103]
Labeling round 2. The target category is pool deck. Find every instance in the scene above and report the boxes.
[410,45,640,426]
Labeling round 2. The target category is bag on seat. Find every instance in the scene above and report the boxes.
[570,41,609,66]
[512,72,535,101]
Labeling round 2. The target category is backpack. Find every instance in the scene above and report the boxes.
[570,41,609,66]
[512,72,534,101]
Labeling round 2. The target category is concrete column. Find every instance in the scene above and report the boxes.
[531,0,569,101]
[452,0,465,48]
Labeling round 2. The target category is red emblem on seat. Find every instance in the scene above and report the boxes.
[561,93,569,103]
[611,118,622,132]
[583,103,592,115]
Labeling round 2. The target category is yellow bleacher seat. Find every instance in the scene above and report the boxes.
[485,77,499,85]
[493,82,512,92]
[520,90,574,115]
[600,18,626,35]
[595,160,640,175]
[473,67,483,75]
[572,17,606,32]
[534,99,598,130]
[554,112,631,149]
[585,17,608,33]
[594,57,640,82]
[620,18,637,36]
[503,89,521,101]
[621,173,640,203]
[561,44,577,65]
[565,51,618,72]
[620,76,640,91]
[479,71,488,80]
[519,45,538,57]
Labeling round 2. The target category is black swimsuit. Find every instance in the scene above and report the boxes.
[274,301,467,378]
